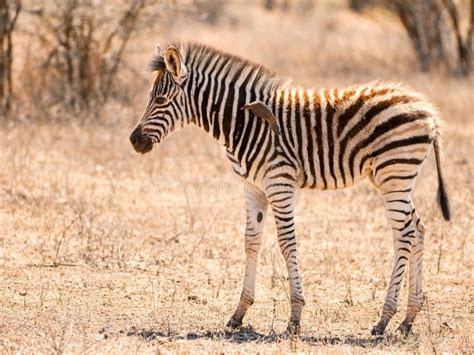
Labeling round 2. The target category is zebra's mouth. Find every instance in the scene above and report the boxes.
[137,138,153,154]
[133,137,153,154]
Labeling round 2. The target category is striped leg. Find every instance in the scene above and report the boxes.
[227,183,268,328]
[266,181,305,334]
[372,191,415,335]
[398,208,425,334]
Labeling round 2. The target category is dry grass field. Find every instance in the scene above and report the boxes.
[1,2,473,353]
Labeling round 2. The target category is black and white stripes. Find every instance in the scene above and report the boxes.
[130,42,451,335]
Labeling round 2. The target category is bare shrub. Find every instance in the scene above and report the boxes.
[21,0,147,116]
[441,0,473,76]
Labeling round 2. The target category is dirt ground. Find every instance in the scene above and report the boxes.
[1,2,473,353]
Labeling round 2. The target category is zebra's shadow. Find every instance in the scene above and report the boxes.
[124,326,401,348]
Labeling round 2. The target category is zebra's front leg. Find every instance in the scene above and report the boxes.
[267,183,304,334]
[227,183,268,328]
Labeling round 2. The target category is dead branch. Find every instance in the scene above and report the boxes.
[0,0,21,115]
[441,0,471,76]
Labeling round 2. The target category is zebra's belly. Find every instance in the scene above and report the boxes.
[227,147,372,192]
[296,163,371,191]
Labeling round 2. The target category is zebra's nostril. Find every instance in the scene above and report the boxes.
[130,127,142,146]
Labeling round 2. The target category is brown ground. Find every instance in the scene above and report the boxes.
[1,2,473,353]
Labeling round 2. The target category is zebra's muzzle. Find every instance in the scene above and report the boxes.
[130,126,153,154]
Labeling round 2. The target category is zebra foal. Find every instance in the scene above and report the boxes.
[130,42,451,335]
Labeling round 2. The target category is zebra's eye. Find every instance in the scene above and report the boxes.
[154,96,167,105]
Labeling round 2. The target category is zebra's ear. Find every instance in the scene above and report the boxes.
[241,101,281,136]
[164,46,187,80]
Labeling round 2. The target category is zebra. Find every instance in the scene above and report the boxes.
[130,42,451,336]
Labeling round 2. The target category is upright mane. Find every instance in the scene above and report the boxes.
[150,41,281,89]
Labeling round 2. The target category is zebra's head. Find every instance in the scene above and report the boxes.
[130,45,188,154]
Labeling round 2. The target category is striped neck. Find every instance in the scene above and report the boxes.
[186,71,278,150]
[178,42,280,151]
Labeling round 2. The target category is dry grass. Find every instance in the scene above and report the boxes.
[1,2,473,353]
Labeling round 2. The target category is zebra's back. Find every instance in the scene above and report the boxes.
[275,82,439,192]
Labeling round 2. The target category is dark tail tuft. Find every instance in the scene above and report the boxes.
[434,136,451,221]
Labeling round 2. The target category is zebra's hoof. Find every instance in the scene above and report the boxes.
[226,316,242,329]
[397,320,413,336]
[371,324,385,336]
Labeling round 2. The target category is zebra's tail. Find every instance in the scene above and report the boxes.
[433,134,451,221]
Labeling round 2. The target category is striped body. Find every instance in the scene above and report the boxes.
[130,42,450,335]
[224,83,437,195]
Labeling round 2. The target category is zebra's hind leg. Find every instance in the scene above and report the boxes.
[371,189,415,336]
[398,207,425,335]
[227,183,268,329]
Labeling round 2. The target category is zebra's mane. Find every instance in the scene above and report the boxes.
[150,41,281,88]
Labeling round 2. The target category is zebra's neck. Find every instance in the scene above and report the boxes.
[186,66,279,152]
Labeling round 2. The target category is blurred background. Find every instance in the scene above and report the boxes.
[0,1,472,353]
[1,0,473,121]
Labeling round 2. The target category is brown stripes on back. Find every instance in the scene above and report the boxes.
[341,88,356,102]
[336,87,394,137]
